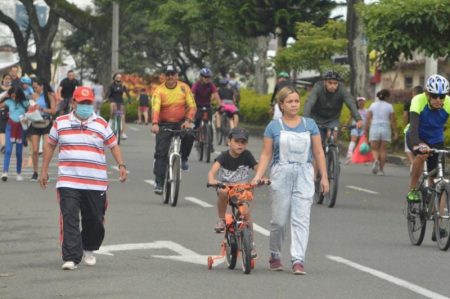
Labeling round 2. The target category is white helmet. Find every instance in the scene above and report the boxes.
[426,74,449,95]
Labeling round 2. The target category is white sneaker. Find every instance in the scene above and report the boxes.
[1,172,7,182]
[16,174,23,181]
[121,133,128,140]
[83,251,96,266]
[378,171,385,176]
[372,160,379,175]
[61,261,77,270]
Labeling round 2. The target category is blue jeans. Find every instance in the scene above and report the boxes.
[269,162,314,264]
[3,123,23,174]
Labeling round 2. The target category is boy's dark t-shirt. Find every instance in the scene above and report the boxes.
[139,93,150,106]
[216,150,257,183]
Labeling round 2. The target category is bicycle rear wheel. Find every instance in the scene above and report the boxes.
[240,227,252,274]
[225,230,238,269]
[325,147,339,208]
[169,155,181,207]
[205,124,213,163]
[434,185,450,250]
[407,188,426,246]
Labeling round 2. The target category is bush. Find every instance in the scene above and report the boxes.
[239,89,272,125]
[99,98,139,122]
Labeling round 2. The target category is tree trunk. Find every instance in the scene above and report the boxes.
[254,35,270,94]
[347,0,369,98]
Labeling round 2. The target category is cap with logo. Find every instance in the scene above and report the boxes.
[228,127,249,141]
[73,86,94,102]
[165,65,178,74]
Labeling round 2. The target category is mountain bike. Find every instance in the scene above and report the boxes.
[314,126,351,208]
[406,148,450,250]
[216,110,231,146]
[162,128,193,207]
[111,106,123,145]
[206,181,270,274]
[195,107,213,163]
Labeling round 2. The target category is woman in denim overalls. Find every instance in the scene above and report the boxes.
[253,86,329,274]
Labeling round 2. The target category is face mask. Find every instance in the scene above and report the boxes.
[75,104,94,119]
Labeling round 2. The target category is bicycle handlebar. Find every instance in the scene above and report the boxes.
[162,128,195,135]
[206,180,271,189]
[429,148,450,154]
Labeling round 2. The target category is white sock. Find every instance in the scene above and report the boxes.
[347,141,356,157]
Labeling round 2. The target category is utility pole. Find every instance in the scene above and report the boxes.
[111,2,119,75]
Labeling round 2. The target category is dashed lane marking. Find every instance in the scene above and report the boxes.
[346,185,379,194]
[184,197,214,208]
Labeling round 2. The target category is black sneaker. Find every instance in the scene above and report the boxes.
[31,172,38,182]
[432,228,448,242]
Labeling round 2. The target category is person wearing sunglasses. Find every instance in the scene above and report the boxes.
[405,74,450,209]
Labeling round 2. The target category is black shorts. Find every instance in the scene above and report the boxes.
[28,121,53,136]
[406,132,444,172]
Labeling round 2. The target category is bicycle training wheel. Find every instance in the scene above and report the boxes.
[205,124,213,163]
[240,227,253,274]
[225,231,238,269]
[406,188,426,246]
[325,147,339,208]
[434,185,450,251]
[162,167,170,204]
[169,155,181,207]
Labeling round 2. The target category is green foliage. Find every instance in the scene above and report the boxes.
[100,98,139,122]
[275,20,348,77]
[359,0,450,69]
[239,89,272,125]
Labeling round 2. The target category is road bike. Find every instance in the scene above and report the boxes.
[406,148,450,250]
[111,105,123,145]
[314,126,353,208]
[216,110,231,146]
[162,128,193,207]
[195,107,213,163]
[206,181,270,274]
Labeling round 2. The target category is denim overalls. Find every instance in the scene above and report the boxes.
[269,118,314,264]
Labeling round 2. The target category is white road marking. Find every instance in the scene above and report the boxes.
[253,223,270,236]
[346,185,379,194]
[96,240,224,267]
[110,165,130,173]
[213,151,222,155]
[184,196,214,208]
[144,179,155,186]
[128,126,139,131]
[327,255,449,299]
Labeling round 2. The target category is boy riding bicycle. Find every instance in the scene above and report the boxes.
[207,128,260,257]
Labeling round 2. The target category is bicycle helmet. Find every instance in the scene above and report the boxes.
[323,70,341,81]
[20,76,32,85]
[200,68,212,77]
[426,74,449,95]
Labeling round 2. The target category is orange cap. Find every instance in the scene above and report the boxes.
[73,86,94,102]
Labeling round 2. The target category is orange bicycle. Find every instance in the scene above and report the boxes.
[206,181,270,274]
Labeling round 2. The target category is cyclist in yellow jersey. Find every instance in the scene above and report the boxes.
[151,65,197,194]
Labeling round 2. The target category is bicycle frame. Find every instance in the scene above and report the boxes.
[168,134,181,178]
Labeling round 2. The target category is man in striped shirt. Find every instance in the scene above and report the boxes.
[39,86,127,270]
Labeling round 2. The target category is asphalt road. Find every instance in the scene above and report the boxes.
[1,124,449,299]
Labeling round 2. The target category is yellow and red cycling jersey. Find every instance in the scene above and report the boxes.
[151,81,196,123]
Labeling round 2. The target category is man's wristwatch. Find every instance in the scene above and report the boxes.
[118,164,126,169]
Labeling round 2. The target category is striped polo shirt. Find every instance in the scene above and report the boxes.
[48,112,117,191]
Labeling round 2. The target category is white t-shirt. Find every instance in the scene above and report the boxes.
[368,101,393,124]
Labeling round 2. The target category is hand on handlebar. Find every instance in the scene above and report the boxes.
[413,143,430,154]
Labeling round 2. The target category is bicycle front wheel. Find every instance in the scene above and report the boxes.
[434,185,450,251]
[169,155,181,207]
[162,166,170,204]
[205,124,213,163]
[407,188,426,246]
[240,227,252,274]
[225,230,238,269]
[325,147,339,208]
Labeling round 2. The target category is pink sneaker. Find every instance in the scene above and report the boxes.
[292,262,306,275]
[269,258,283,271]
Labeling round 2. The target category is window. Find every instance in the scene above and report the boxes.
[404,76,413,88]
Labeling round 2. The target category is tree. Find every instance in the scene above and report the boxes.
[360,0,450,69]
[275,21,348,77]
[0,0,59,81]
[347,0,369,98]
[225,0,337,94]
